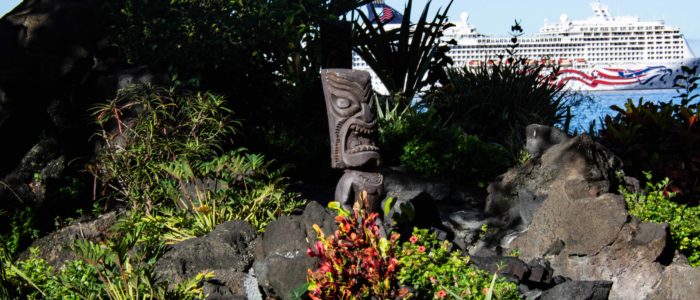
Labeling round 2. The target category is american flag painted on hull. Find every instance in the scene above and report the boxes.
[557,66,675,89]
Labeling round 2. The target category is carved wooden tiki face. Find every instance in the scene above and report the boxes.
[320,69,381,169]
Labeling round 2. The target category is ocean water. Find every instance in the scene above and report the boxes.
[568,88,699,133]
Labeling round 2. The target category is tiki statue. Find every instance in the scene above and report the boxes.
[321,69,384,214]
[320,69,381,169]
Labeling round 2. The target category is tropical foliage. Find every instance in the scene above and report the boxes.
[2,81,307,297]
[378,107,510,187]
[92,84,236,212]
[353,0,455,107]
[107,0,376,183]
[620,172,700,267]
[397,228,519,299]
[306,195,407,299]
[601,97,700,204]
[422,22,583,157]
[304,200,519,299]
[3,216,212,299]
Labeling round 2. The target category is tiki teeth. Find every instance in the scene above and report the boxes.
[350,145,379,153]
[350,124,374,135]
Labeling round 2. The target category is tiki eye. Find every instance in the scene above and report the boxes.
[336,98,351,109]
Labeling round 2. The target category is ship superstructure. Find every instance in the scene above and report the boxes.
[353,0,700,92]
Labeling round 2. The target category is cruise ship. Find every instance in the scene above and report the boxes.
[353,0,700,92]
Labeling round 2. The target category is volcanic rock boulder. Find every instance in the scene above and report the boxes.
[507,185,673,299]
[154,220,258,299]
[492,124,700,299]
[253,201,337,300]
[540,280,612,300]
[485,124,622,231]
[648,264,700,299]
[18,211,118,269]
[0,0,166,232]
[0,0,108,175]
[382,167,486,249]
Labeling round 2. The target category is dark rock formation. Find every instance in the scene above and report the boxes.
[382,167,485,249]
[540,280,612,300]
[17,211,118,269]
[253,201,337,300]
[0,0,166,234]
[648,264,700,299]
[485,124,622,231]
[154,220,257,299]
[493,124,700,299]
[0,0,108,175]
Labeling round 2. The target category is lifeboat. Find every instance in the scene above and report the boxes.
[558,58,573,67]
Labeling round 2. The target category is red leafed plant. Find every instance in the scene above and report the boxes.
[306,192,409,299]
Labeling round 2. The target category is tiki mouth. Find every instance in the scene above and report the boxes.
[345,123,379,155]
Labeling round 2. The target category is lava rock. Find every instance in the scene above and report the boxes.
[648,264,700,300]
[490,125,698,299]
[485,128,622,230]
[253,201,337,300]
[470,255,530,282]
[154,220,257,298]
[540,280,612,300]
[18,211,118,269]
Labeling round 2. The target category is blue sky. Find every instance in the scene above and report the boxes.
[383,0,700,39]
[2,0,698,47]
[2,0,697,38]
[1,1,17,17]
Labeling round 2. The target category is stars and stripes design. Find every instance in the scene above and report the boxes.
[366,2,403,25]
[379,6,394,23]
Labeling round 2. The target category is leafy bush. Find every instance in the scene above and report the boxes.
[144,150,305,239]
[111,0,368,85]
[306,196,408,299]
[305,197,519,299]
[397,228,519,299]
[93,84,237,212]
[602,98,700,204]
[379,108,510,188]
[422,23,582,157]
[0,207,38,258]
[620,172,700,267]
[5,249,103,299]
[3,217,212,299]
[94,84,304,235]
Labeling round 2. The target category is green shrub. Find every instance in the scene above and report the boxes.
[620,172,700,266]
[7,248,106,299]
[107,0,367,183]
[397,228,519,299]
[380,109,510,188]
[2,206,219,299]
[602,98,700,204]
[422,22,583,157]
[144,150,305,238]
[0,207,38,258]
[93,84,237,212]
[305,198,519,299]
[94,84,305,236]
